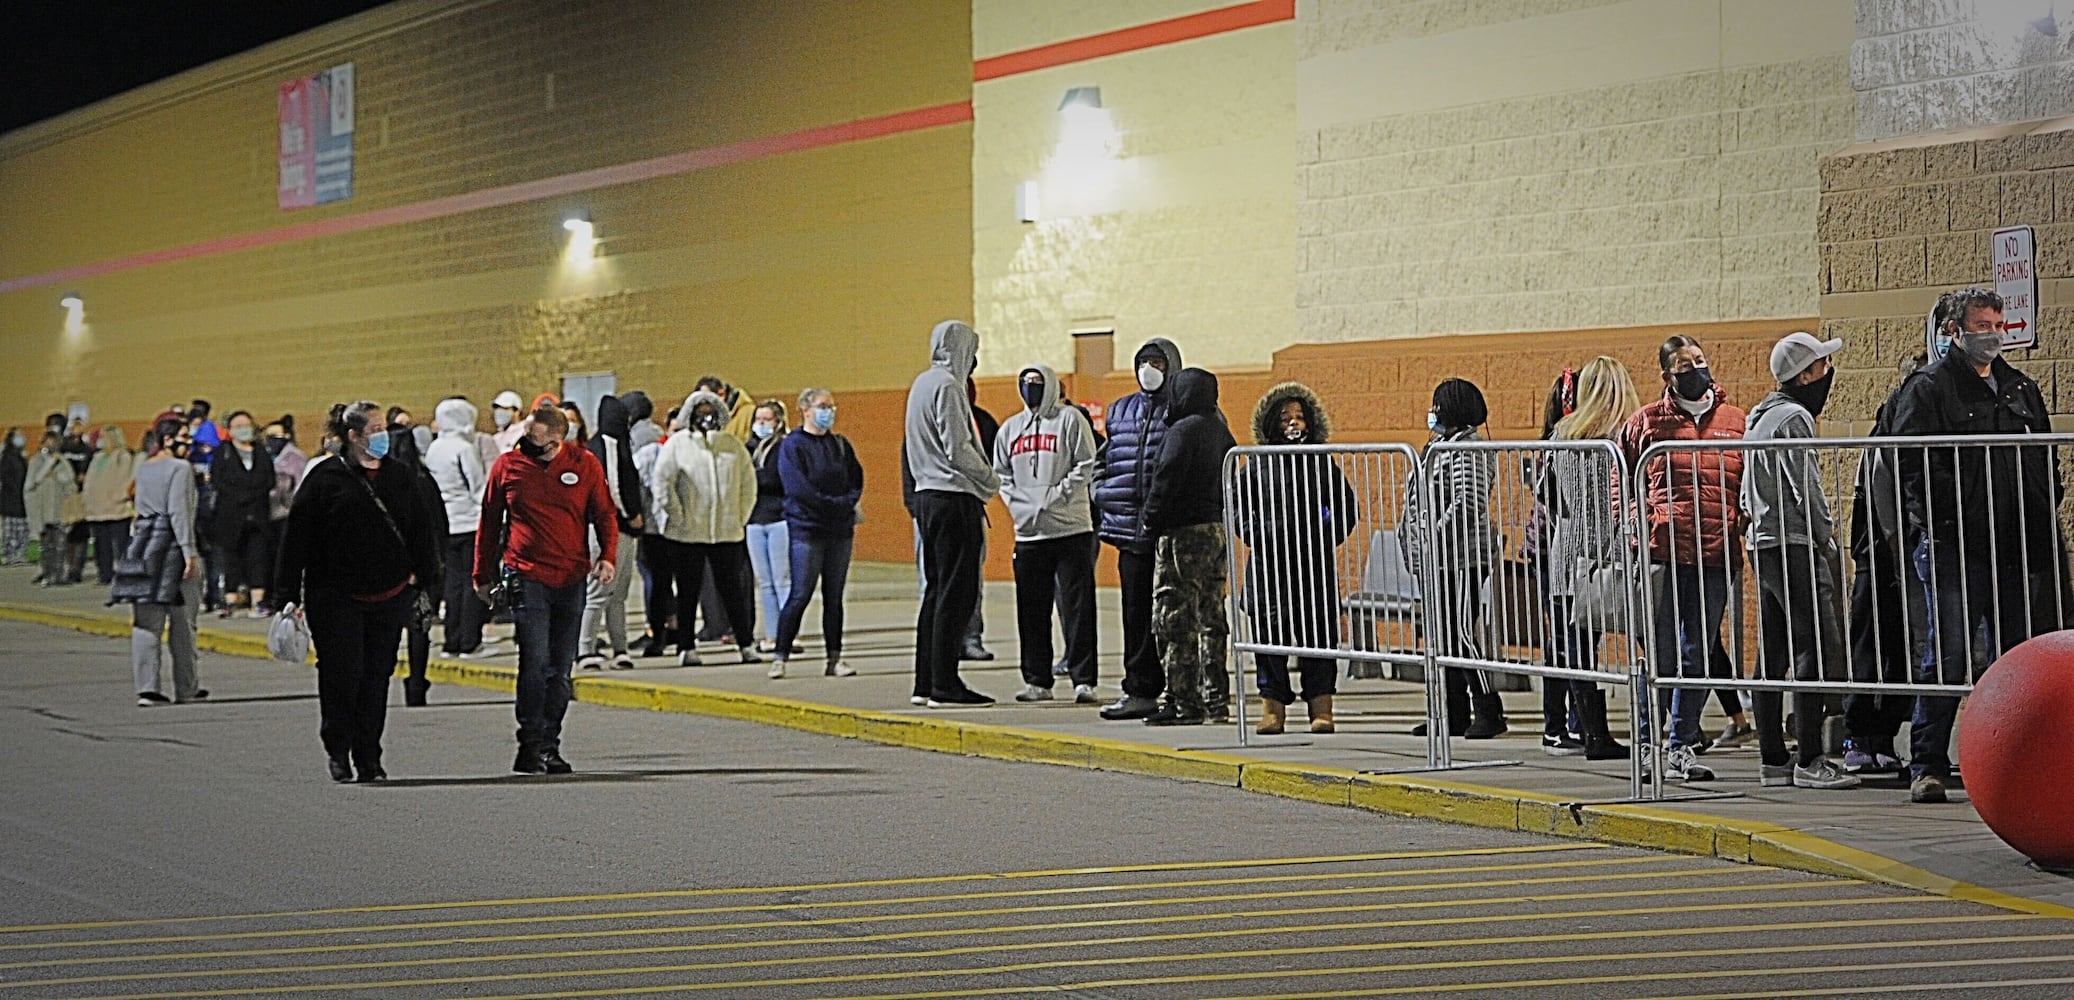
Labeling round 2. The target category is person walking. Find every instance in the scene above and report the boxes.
[82,426,138,586]
[1234,382,1357,734]
[26,430,77,587]
[426,398,491,657]
[904,320,1002,707]
[1095,338,1186,721]
[745,400,794,656]
[275,401,443,783]
[993,365,1100,704]
[488,389,527,458]
[653,391,762,667]
[1545,358,1637,761]
[771,388,865,679]
[1743,331,1860,791]
[1139,368,1237,725]
[578,394,645,670]
[1,428,27,566]
[1403,378,1509,739]
[475,404,618,773]
[112,417,207,707]
[1618,335,1744,784]
[209,411,276,617]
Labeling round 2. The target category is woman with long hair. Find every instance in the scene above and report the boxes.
[113,417,207,706]
[1403,378,1507,739]
[745,400,793,656]
[1546,356,1640,760]
[210,410,276,616]
[82,425,138,586]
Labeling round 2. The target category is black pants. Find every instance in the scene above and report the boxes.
[913,491,986,699]
[1014,534,1097,688]
[639,532,675,642]
[89,518,130,585]
[1753,545,1842,768]
[306,587,409,768]
[1845,543,1922,749]
[441,533,486,654]
[218,519,272,594]
[665,539,754,651]
[1113,543,1163,699]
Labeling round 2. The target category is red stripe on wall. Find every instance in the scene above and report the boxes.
[0,100,974,295]
[972,0,1294,82]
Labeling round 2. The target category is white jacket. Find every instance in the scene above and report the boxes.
[425,398,488,535]
[653,428,757,545]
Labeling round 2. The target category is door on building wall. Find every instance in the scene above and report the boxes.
[559,373,616,432]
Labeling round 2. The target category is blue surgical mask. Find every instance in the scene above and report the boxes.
[812,406,837,430]
[751,422,775,439]
[1426,412,1441,433]
[364,429,391,460]
[8,434,22,449]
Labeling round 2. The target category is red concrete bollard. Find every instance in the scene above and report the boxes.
[1957,630,2074,871]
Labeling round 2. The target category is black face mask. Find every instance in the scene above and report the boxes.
[263,436,288,457]
[1020,382,1045,410]
[515,437,548,460]
[1671,365,1713,402]
[1783,369,1834,418]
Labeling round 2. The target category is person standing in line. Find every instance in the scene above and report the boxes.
[1139,368,1237,726]
[695,374,759,446]
[1402,378,1509,740]
[558,400,589,448]
[1528,369,1586,753]
[1094,338,1186,721]
[1840,350,1931,776]
[632,406,677,657]
[426,398,492,658]
[578,394,645,670]
[771,388,865,679]
[1545,357,1636,761]
[1234,382,1356,735]
[653,391,763,667]
[690,375,758,647]
[474,405,618,774]
[621,391,661,452]
[82,426,138,586]
[905,320,1002,707]
[262,416,310,582]
[209,411,276,617]
[1,428,27,565]
[1742,331,1860,790]
[994,364,1101,704]
[488,390,528,459]
[58,420,94,584]
[26,430,77,587]
[112,417,207,707]
[745,400,795,656]
[961,377,1000,662]
[1618,335,1744,784]
[275,401,443,783]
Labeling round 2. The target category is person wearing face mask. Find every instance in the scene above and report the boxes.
[262,417,309,598]
[653,390,763,668]
[26,430,79,587]
[425,399,491,658]
[744,401,794,656]
[113,417,208,707]
[1891,286,2063,804]
[209,411,277,617]
[558,401,589,447]
[1742,332,1859,791]
[1094,338,1186,721]
[904,320,1002,707]
[275,401,444,783]
[383,425,448,707]
[81,425,138,586]
[771,389,865,679]
[1400,378,1509,740]
[1617,335,1746,784]
[488,389,527,459]
[632,406,677,658]
[1139,368,1237,726]
[577,395,645,670]
[994,365,1101,704]
[1,428,28,566]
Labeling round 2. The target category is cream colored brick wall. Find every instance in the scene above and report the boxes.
[1853,0,2074,140]
[1297,0,1856,344]
[972,2,1296,375]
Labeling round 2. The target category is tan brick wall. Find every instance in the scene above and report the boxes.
[1853,0,2074,140]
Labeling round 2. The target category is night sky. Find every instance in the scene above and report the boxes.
[1,0,388,136]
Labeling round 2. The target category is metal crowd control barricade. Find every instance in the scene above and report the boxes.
[1633,432,2074,799]
[1222,443,1422,751]
[1419,438,1650,798]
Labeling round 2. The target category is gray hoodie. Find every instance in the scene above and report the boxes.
[904,320,1001,501]
[993,365,1098,542]
[425,397,487,535]
[1742,390,1832,551]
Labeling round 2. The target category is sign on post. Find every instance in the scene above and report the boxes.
[1993,225,2039,350]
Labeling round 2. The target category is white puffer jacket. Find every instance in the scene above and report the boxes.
[653,424,757,545]
[425,398,487,535]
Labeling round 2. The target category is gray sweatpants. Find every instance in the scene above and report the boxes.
[580,532,640,657]
[133,575,203,700]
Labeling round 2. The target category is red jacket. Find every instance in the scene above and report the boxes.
[1617,387,1745,568]
[475,442,617,589]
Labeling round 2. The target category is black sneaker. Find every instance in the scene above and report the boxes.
[1542,733,1586,756]
[355,764,387,783]
[539,748,573,774]
[327,755,353,783]
[960,645,996,662]
[927,689,995,708]
[1144,703,1206,727]
[513,746,549,775]
[638,637,671,658]
[136,691,173,707]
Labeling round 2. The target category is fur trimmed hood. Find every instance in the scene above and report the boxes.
[1251,381,1331,445]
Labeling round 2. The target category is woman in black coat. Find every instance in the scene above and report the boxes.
[208,410,276,616]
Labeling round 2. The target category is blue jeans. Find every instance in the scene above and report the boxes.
[778,529,854,661]
[746,521,791,644]
[1652,563,1728,749]
[514,576,585,750]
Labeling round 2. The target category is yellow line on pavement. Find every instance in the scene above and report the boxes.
[0,860,1754,953]
[0,886,1920,973]
[0,844,1603,934]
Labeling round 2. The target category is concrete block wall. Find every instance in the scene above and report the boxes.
[1853,0,2074,140]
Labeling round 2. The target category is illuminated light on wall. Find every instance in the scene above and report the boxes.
[59,292,86,338]
[561,215,596,266]
[1041,86,1127,218]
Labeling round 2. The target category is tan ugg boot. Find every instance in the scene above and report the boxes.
[1257,698,1287,736]
[1309,695,1336,734]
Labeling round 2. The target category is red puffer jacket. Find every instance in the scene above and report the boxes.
[1618,388,1746,568]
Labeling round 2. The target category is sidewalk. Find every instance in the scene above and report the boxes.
[6,559,2071,917]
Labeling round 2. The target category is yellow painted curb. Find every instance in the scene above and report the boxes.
[5,600,2070,922]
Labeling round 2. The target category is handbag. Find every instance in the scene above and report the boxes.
[268,603,312,663]
[348,469,437,630]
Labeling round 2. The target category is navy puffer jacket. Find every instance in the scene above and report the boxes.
[1094,338,1184,549]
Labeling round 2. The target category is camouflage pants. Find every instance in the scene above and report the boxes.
[1154,522,1229,716]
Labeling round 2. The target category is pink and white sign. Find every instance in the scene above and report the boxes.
[277,76,316,209]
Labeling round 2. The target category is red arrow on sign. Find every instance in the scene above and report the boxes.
[2007,319,2028,332]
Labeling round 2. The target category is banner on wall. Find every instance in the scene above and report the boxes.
[277,62,354,210]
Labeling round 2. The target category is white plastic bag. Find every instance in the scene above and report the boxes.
[268,603,312,664]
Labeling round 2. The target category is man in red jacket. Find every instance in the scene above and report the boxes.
[1618,335,1746,784]
[475,405,618,775]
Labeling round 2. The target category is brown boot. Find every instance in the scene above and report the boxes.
[1257,698,1287,736]
[1309,695,1336,734]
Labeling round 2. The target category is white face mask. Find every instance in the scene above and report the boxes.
[1137,364,1165,393]
[492,408,515,428]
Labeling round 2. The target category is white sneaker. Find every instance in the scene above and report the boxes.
[1073,684,1098,704]
[1014,684,1054,703]
[1794,758,1863,790]
[826,661,856,677]
[678,649,703,667]
[909,695,927,706]
[1667,745,1715,783]
[768,661,786,679]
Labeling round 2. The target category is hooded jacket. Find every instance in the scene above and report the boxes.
[25,447,77,533]
[209,439,275,548]
[1233,383,1358,641]
[1094,337,1185,549]
[620,391,662,451]
[1618,385,1746,567]
[426,398,489,535]
[1742,389,1832,552]
[1142,368,1235,535]
[1889,354,2059,562]
[654,390,758,544]
[82,446,137,522]
[586,394,646,536]
[903,320,1000,501]
[274,452,443,606]
[993,364,1099,542]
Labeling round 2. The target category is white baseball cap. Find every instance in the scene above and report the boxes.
[492,390,524,410]
[1769,331,1843,383]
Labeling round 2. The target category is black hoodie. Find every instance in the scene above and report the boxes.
[1142,368,1235,535]
[587,395,646,536]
